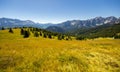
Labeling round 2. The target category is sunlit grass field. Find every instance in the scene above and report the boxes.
[0,29,120,72]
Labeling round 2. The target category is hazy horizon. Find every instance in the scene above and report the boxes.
[0,0,120,23]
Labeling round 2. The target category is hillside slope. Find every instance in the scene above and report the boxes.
[74,23,120,38]
[0,29,120,72]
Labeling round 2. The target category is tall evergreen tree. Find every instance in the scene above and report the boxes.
[2,27,5,30]
[58,35,62,40]
[34,31,39,37]
[9,28,13,33]
[61,35,65,39]
[43,33,47,38]
[23,30,30,38]
[48,34,52,39]
[20,28,24,35]
[40,32,42,36]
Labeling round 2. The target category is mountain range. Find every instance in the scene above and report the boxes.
[0,18,54,28]
[0,16,120,33]
[46,16,120,33]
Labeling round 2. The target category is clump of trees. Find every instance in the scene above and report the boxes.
[19,27,56,39]
[3,27,73,40]
[48,34,52,39]
[18,27,73,40]
[66,36,72,40]
[76,36,86,40]
[57,34,72,40]
[114,34,120,39]
[58,34,66,40]
[34,31,39,37]
[20,28,30,38]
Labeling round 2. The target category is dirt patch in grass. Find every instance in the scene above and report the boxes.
[0,56,23,69]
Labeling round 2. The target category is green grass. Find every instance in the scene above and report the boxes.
[0,29,120,72]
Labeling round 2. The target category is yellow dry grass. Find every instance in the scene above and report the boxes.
[0,29,120,72]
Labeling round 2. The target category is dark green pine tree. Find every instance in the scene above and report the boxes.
[34,31,39,37]
[9,28,14,33]
[2,27,5,30]
[23,30,30,38]
[43,33,47,38]
[40,32,42,36]
[58,35,62,40]
[20,28,24,35]
[61,35,65,39]
[48,34,52,39]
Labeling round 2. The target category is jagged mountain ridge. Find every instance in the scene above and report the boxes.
[46,16,120,33]
[0,18,54,28]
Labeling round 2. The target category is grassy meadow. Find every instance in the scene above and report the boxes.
[0,29,120,72]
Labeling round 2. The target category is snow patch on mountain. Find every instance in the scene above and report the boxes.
[104,20,111,24]
[71,22,76,25]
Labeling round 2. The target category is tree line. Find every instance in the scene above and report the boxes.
[20,27,72,40]
[1,26,120,40]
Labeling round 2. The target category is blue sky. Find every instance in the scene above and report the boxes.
[0,0,120,23]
